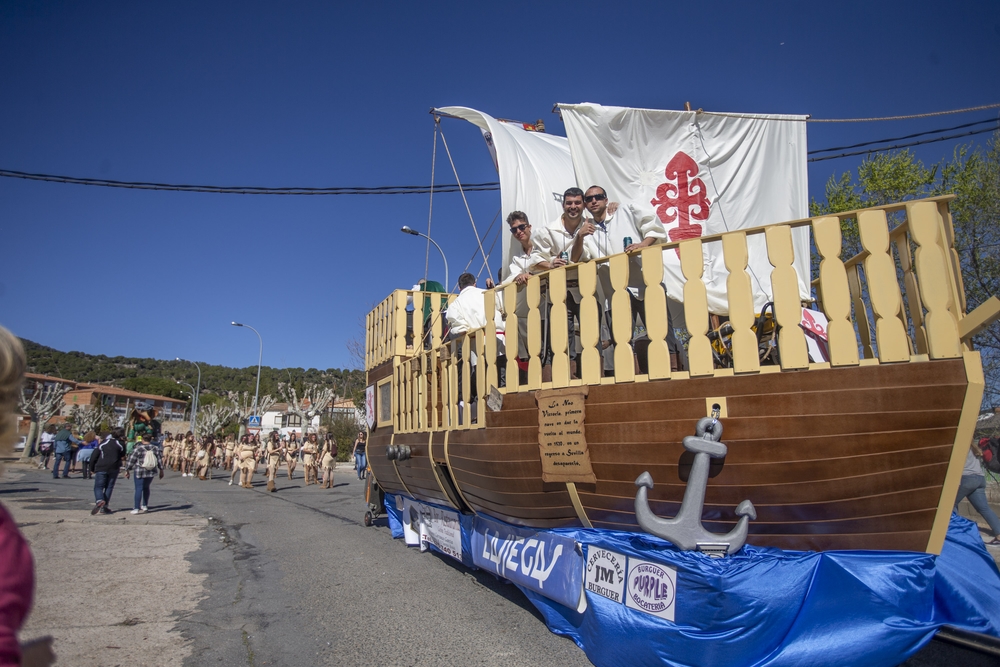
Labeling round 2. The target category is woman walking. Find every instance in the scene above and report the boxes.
[124,433,163,514]
[352,431,367,480]
[265,432,282,492]
[285,432,301,481]
[301,433,319,486]
[236,437,257,488]
[320,434,336,489]
[77,431,98,480]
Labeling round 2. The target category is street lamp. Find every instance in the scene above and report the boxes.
[176,358,201,433]
[177,382,196,433]
[401,226,450,293]
[231,322,263,419]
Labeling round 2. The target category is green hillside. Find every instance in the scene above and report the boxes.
[21,338,364,404]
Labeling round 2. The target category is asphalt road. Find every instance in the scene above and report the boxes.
[4,464,592,667]
[3,462,996,667]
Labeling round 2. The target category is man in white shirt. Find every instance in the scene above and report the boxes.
[446,273,487,337]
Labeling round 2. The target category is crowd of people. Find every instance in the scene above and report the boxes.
[32,423,369,515]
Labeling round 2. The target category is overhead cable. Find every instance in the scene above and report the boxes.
[808,125,999,162]
[0,168,500,195]
[808,117,1000,155]
[806,102,1000,123]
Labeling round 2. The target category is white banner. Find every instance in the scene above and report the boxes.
[402,497,463,562]
[365,385,375,429]
[437,107,575,282]
[560,103,810,314]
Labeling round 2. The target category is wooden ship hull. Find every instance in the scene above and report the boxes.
[365,197,993,554]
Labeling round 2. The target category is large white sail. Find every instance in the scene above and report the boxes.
[559,103,810,313]
[436,107,575,281]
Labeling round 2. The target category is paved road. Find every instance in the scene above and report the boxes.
[3,462,997,667]
[4,464,591,667]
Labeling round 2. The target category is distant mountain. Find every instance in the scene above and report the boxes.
[21,338,364,402]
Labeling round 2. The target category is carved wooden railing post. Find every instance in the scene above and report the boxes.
[610,254,635,383]
[907,201,961,359]
[578,261,602,385]
[460,334,472,429]
[475,329,486,427]
[892,230,928,355]
[549,268,570,387]
[857,210,909,362]
[765,225,810,369]
[429,294,443,351]
[394,290,408,357]
[484,290,499,393]
[722,231,760,374]
[412,292,425,353]
[679,239,713,377]
[503,283,520,393]
[430,347,439,430]
[526,275,543,389]
[812,217,860,366]
[641,246,671,380]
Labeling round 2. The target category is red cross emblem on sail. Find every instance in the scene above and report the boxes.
[650,152,711,244]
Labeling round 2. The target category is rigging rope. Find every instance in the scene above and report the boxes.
[439,127,491,280]
[424,119,440,286]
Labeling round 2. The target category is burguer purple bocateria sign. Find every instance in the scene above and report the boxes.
[471,514,586,612]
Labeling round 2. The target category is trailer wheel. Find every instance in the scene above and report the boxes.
[364,511,373,527]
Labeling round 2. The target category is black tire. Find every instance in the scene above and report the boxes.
[364,511,373,527]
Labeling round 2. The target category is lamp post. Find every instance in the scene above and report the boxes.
[231,322,263,419]
[177,382,196,434]
[176,358,201,433]
[401,226,449,293]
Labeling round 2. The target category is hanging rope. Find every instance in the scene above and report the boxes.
[460,208,502,281]
[439,127,491,280]
[424,119,440,285]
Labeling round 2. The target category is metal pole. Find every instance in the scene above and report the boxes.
[231,322,263,418]
[401,226,449,293]
[177,359,202,435]
[177,382,195,432]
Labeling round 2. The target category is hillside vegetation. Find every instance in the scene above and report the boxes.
[21,338,364,404]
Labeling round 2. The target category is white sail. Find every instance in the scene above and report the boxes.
[436,107,575,281]
[559,103,810,313]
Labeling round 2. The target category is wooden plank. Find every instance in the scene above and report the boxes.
[549,267,571,387]
[858,209,910,362]
[503,282,520,393]
[679,239,713,376]
[484,290,498,393]
[722,231,760,374]
[578,261,602,384]
[812,216,860,367]
[892,232,928,355]
[610,253,635,383]
[765,224,809,369]
[847,265,875,359]
[641,245,671,380]
[526,275,542,388]
[907,201,961,359]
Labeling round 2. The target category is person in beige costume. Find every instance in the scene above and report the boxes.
[285,432,300,480]
[195,436,213,480]
[161,433,175,471]
[301,433,319,486]
[265,432,282,492]
[236,438,257,488]
[320,434,337,489]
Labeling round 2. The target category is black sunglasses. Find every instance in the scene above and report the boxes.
[584,194,607,203]
[509,223,529,234]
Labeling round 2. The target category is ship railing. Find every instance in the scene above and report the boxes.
[385,195,972,434]
[365,290,455,369]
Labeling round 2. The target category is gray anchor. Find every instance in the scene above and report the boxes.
[634,416,756,556]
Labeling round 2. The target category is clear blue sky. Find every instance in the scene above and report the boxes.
[2,1,998,372]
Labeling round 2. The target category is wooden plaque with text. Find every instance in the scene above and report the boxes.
[534,387,596,484]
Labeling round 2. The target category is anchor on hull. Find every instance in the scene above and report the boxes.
[634,417,756,556]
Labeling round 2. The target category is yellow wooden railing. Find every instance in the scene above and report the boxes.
[369,196,969,434]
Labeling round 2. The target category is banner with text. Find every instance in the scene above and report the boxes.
[402,497,464,563]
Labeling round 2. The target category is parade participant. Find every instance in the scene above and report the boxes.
[224,434,236,471]
[264,432,282,492]
[236,437,257,488]
[195,436,212,480]
[285,432,301,481]
[182,433,197,477]
[229,435,249,486]
[124,433,164,514]
[301,433,320,487]
[320,434,336,489]
[161,433,174,472]
[351,431,367,480]
[445,273,487,338]
[77,431,98,479]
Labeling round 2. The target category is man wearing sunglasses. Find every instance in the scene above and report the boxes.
[579,185,673,374]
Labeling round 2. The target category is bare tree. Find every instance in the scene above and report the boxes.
[18,382,70,462]
[279,383,334,435]
[68,403,112,434]
[227,390,276,437]
[196,404,235,437]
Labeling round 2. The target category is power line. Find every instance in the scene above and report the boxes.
[0,168,499,195]
[808,117,1000,155]
[806,102,1000,123]
[808,125,999,162]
